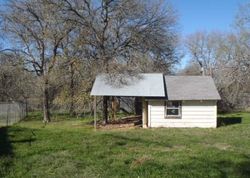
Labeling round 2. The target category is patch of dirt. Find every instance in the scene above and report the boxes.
[130,155,152,168]
[203,143,232,150]
[97,115,142,130]
[213,143,231,150]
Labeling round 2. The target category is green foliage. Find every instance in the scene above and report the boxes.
[0,112,250,177]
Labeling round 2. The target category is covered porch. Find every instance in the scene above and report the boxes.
[90,73,165,129]
[92,96,148,129]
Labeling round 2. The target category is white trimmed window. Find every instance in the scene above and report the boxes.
[165,101,181,118]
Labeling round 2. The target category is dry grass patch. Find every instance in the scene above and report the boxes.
[130,155,153,168]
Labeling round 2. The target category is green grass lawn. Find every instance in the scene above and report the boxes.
[0,112,250,178]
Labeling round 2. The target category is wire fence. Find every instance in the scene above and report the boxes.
[0,102,26,126]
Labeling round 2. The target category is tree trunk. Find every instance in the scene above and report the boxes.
[43,78,51,123]
[25,97,28,116]
[111,96,119,120]
[102,96,108,124]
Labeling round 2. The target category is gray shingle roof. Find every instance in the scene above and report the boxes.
[90,73,165,97]
[165,76,221,100]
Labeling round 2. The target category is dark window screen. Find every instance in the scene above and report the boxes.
[166,108,179,115]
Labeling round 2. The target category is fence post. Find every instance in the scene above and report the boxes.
[6,103,10,126]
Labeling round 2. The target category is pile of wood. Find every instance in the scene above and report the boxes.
[98,115,142,129]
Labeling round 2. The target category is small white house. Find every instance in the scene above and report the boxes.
[91,73,221,128]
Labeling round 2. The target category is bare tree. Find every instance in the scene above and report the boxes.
[62,0,180,123]
[1,0,74,122]
[184,4,250,111]
[178,62,201,76]
[1,0,180,123]
[185,31,222,76]
[0,52,35,104]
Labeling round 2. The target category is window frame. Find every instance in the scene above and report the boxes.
[165,101,182,118]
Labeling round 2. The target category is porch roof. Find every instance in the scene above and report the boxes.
[90,73,165,97]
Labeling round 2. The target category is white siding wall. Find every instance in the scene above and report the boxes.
[148,100,217,128]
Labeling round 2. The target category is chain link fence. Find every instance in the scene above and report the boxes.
[0,102,26,126]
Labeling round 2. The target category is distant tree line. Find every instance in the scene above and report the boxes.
[182,3,250,111]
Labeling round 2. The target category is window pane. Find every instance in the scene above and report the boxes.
[167,101,180,107]
[167,109,179,115]
[172,101,180,107]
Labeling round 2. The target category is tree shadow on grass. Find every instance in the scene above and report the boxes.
[0,127,13,157]
[0,126,36,177]
[8,127,37,146]
[217,117,242,127]
[236,160,250,177]
[170,156,250,177]
[0,127,13,177]
[102,133,172,148]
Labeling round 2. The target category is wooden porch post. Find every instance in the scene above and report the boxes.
[94,96,97,130]
[142,97,148,128]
